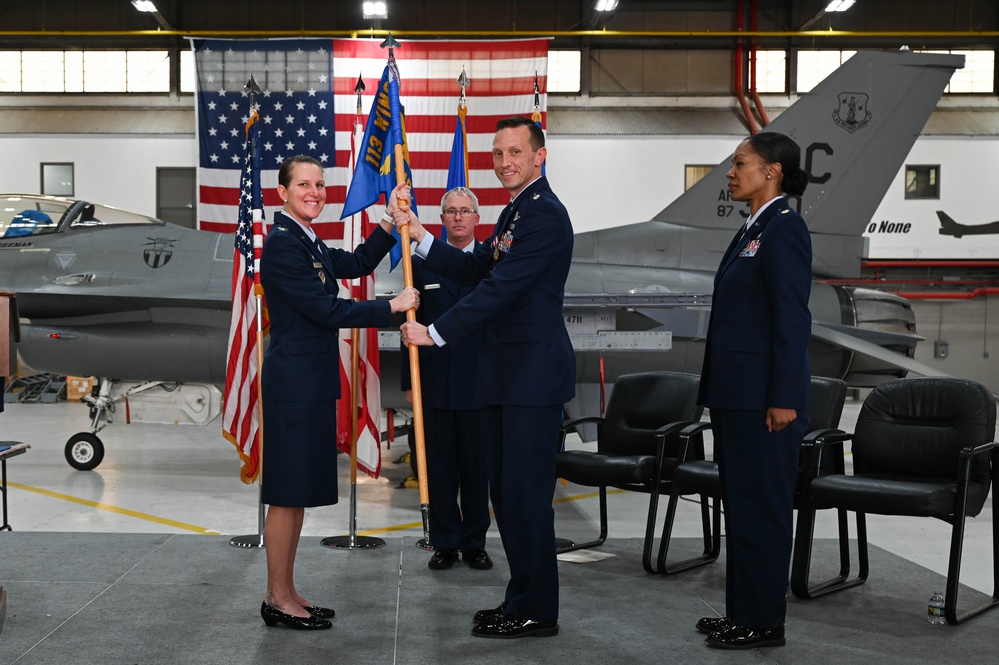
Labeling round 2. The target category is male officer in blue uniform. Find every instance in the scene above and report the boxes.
[397,116,574,639]
[401,187,492,572]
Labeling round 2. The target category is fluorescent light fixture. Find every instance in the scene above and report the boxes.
[825,0,857,11]
[595,0,619,10]
[131,0,158,12]
[362,1,388,19]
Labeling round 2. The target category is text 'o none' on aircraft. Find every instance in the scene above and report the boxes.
[0,49,963,469]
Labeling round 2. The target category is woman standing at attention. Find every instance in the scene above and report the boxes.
[696,132,812,650]
[258,155,418,630]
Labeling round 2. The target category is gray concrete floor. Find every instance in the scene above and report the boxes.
[0,397,997,664]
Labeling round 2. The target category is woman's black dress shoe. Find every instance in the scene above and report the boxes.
[260,602,332,630]
[706,623,784,649]
[303,605,336,619]
[471,613,558,639]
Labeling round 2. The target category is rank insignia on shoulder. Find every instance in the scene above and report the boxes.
[532,193,540,200]
[780,209,790,214]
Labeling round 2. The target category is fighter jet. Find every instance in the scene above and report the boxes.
[937,211,999,238]
[0,49,963,469]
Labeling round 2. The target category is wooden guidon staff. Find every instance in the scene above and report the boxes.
[394,145,432,546]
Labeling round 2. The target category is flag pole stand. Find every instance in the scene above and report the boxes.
[230,288,268,549]
[322,326,385,551]
[230,487,266,548]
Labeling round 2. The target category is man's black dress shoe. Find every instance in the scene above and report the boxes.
[695,616,733,635]
[463,548,493,570]
[471,613,559,639]
[260,602,332,630]
[303,605,336,619]
[428,548,459,570]
[706,623,785,649]
[472,602,506,625]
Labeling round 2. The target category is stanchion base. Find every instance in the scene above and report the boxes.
[229,534,264,548]
[555,537,576,551]
[415,538,434,551]
[321,535,386,550]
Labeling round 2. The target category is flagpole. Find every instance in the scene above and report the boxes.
[320,324,385,550]
[230,74,266,549]
[322,73,385,551]
[230,300,267,548]
[383,35,431,547]
[396,143,431,547]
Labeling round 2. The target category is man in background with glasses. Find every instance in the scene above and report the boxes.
[401,187,492,573]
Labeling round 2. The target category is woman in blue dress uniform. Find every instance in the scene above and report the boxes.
[258,156,418,630]
[695,133,812,650]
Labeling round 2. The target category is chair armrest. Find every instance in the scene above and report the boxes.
[956,440,999,482]
[654,420,702,462]
[800,429,852,472]
[560,415,604,449]
[561,415,604,433]
[671,421,714,462]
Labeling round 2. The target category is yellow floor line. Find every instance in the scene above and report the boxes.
[6,481,624,539]
[6,481,219,535]
[353,487,626,537]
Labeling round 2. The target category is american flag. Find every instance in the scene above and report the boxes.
[193,38,549,243]
[222,109,268,484]
[193,38,338,237]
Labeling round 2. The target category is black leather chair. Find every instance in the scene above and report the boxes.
[655,375,849,575]
[791,376,999,625]
[555,371,703,573]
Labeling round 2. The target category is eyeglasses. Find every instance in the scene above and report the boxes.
[442,208,477,218]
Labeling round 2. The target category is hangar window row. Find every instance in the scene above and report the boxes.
[0,48,992,95]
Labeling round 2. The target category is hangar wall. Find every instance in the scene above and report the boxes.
[0,130,995,393]
[2,131,998,259]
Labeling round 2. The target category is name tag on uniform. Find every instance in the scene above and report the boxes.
[313,262,323,269]
[739,238,762,257]
[425,283,441,290]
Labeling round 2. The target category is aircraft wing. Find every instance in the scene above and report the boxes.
[811,321,948,379]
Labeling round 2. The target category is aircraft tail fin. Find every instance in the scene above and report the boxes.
[655,50,963,279]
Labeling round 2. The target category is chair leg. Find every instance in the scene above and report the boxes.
[656,492,721,575]
[555,486,609,554]
[791,503,869,599]
[642,485,663,574]
[943,496,999,624]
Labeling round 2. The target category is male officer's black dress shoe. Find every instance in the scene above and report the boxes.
[472,602,506,624]
[428,547,460,570]
[260,602,332,630]
[706,623,785,649]
[695,616,733,634]
[303,605,336,619]
[471,613,559,639]
[463,548,493,570]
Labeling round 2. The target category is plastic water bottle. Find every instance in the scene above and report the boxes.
[927,591,945,625]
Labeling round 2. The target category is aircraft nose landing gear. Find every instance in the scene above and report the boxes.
[63,377,167,470]
[65,432,105,471]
